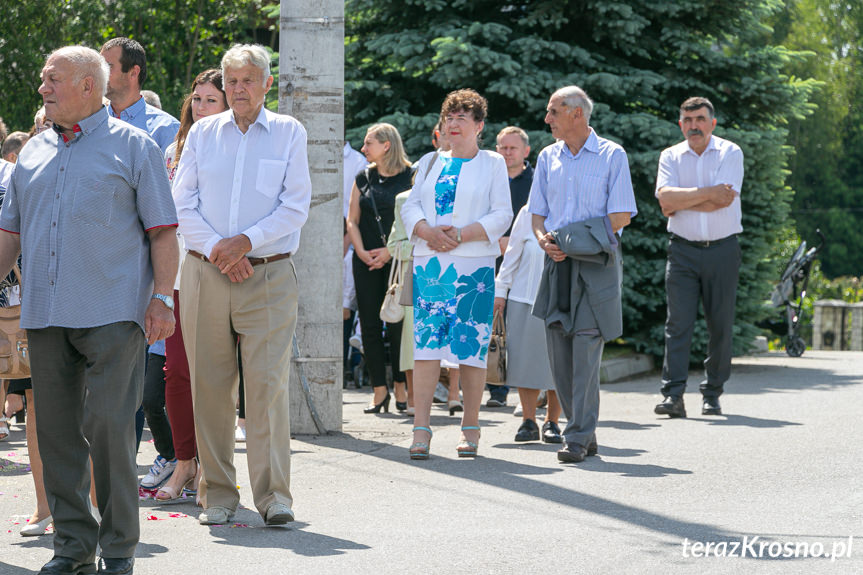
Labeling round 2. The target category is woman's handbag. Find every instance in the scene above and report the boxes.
[485,311,506,384]
[380,251,405,323]
[0,265,30,379]
[398,257,413,306]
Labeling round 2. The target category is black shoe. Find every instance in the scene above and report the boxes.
[395,400,407,412]
[654,396,686,418]
[587,434,598,456]
[541,421,563,444]
[702,397,722,415]
[486,395,507,407]
[514,419,540,442]
[97,557,134,574]
[39,556,97,575]
[557,443,587,463]
[363,393,390,414]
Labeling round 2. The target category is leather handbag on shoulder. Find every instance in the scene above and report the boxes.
[0,265,30,379]
[380,251,405,323]
[485,311,506,384]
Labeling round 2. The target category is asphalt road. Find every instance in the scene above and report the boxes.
[2,351,861,574]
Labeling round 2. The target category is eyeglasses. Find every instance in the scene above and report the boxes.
[445,114,472,125]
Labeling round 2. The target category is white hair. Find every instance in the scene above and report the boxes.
[48,46,109,97]
[221,44,271,86]
[553,85,594,123]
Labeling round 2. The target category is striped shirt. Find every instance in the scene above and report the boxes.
[655,135,744,242]
[528,130,637,232]
[0,106,178,330]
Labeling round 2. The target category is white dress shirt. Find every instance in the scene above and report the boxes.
[495,206,545,305]
[655,134,744,242]
[173,107,311,258]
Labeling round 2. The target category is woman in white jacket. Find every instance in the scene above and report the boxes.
[401,89,512,459]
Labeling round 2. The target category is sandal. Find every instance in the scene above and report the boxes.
[409,426,433,460]
[457,426,481,458]
[155,460,197,503]
[0,416,9,441]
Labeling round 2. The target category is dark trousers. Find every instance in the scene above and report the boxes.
[28,322,145,562]
[142,352,174,461]
[661,236,740,399]
[352,254,404,388]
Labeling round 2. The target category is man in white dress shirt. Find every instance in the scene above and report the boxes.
[172,43,311,526]
[654,97,744,418]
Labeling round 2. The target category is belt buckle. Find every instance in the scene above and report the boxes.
[702,240,711,248]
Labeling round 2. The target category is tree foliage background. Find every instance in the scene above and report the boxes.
[778,0,862,279]
[346,0,818,359]
[0,0,279,132]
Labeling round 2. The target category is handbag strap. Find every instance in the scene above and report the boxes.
[363,168,388,247]
[387,250,400,285]
[492,310,505,337]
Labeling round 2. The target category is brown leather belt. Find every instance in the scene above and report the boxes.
[187,250,291,266]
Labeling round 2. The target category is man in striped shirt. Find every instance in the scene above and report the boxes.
[529,86,638,463]
[654,97,744,419]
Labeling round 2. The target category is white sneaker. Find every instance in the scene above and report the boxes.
[140,456,176,488]
[349,334,363,354]
[433,382,449,404]
[537,390,548,408]
[512,402,523,417]
[235,425,246,443]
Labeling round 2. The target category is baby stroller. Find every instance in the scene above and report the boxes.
[769,230,824,357]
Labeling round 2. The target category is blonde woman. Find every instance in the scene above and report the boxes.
[347,123,414,413]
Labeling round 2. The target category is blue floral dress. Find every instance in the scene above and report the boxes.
[413,156,495,368]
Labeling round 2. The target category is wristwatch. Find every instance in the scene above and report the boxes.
[456,228,462,244]
[151,293,175,311]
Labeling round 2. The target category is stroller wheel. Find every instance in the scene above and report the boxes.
[786,335,806,357]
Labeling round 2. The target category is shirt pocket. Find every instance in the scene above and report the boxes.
[256,159,287,198]
[71,177,115,227]
[578,174,609,212]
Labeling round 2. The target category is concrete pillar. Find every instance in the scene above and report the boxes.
[280,1,344,433]
[851,303,863,351]
[812,300,848,351]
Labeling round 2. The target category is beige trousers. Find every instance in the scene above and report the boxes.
[180,253,297,516]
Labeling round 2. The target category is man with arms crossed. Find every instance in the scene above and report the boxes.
[173,43,311,526]
[654,97,743,418]
[530,86,637,463]
[0,46,178,575]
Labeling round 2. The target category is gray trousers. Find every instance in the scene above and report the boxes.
[28,322,145,562]
[545,282,604,449]
[661,236,740,399]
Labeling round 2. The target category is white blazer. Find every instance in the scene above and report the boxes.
[401,149,512,258]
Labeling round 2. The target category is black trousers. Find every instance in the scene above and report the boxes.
[142,352,174,461]
[352,254,404,388]
[661,236,740,399]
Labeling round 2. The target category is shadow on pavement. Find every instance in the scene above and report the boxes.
[689,414,803,428]
[0,561,38,574]
[206,521,370,556]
